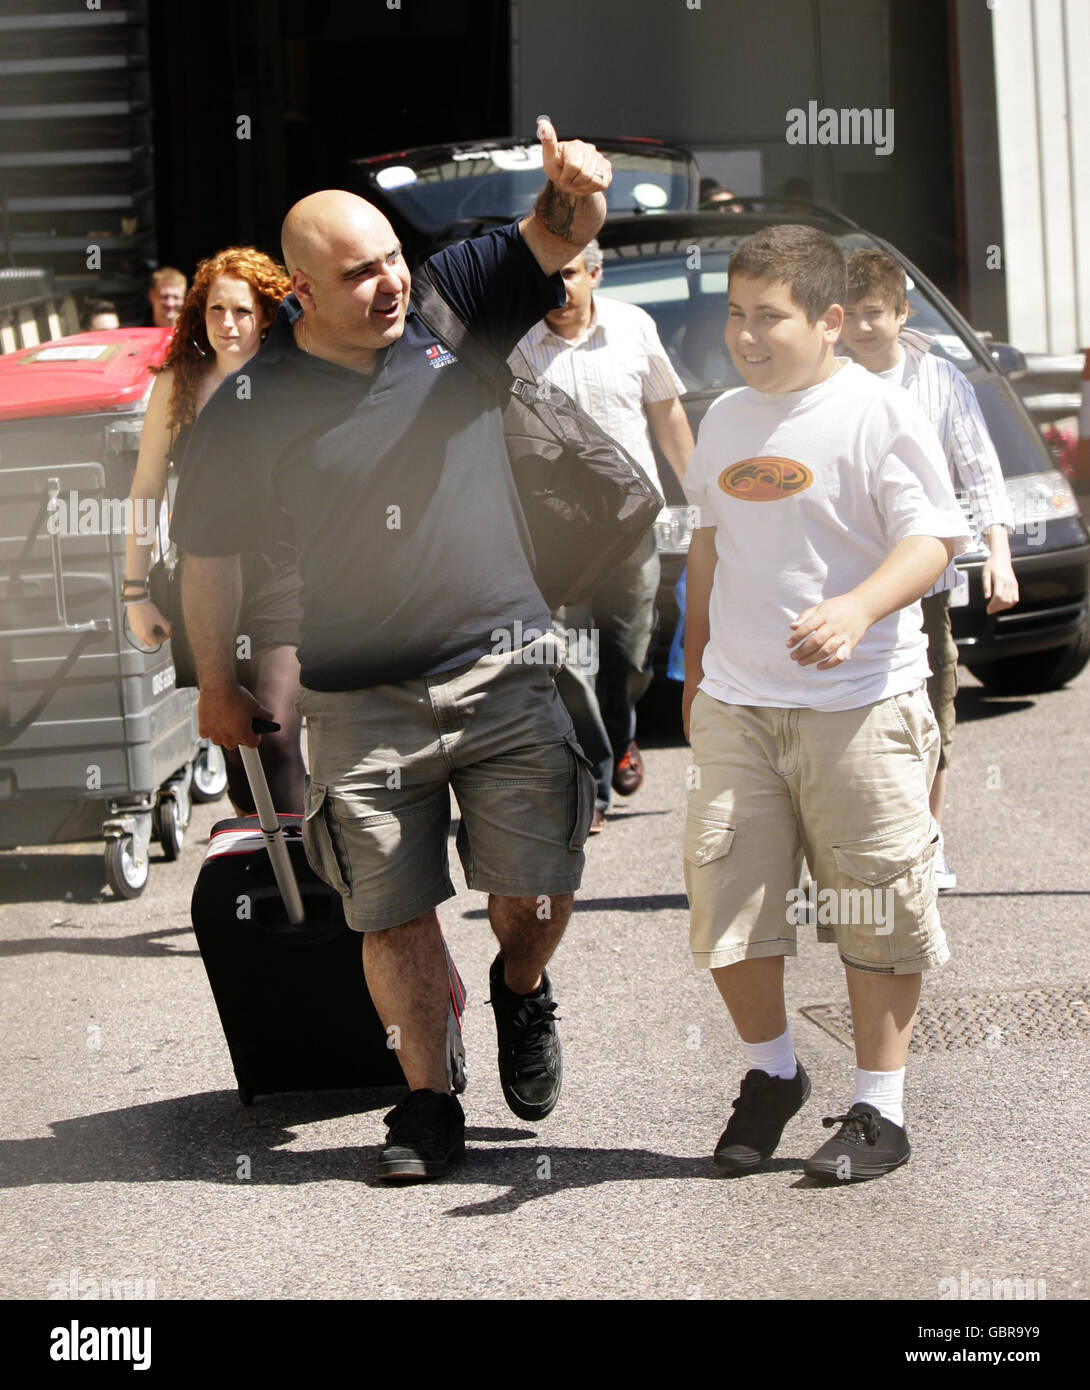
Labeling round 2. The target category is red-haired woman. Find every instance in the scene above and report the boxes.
[124,246,305,814]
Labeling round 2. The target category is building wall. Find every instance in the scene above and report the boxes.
[991,0,1090,353]
[511,0,960,303]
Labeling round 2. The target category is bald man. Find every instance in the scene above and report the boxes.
[171,121,612,1182]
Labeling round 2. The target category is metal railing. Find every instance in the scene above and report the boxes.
[0,267,78,354]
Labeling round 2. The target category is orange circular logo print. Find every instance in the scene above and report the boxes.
[718,457,813,501]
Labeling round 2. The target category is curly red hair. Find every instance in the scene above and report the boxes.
[154,246,291,430]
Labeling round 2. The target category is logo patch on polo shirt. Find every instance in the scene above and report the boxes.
[425,342,456,369]
[718,456,813,501]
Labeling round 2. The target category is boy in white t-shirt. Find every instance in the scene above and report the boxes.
[682,225,970,1180]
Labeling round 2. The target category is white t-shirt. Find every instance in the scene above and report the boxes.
[877,350,907,388]
[683,359,971,712]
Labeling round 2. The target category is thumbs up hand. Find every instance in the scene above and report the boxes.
[536,115,613,198]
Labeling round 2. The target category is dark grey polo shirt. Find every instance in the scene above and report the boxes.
[170,222,564,690]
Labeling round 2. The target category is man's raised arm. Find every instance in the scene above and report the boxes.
[520,117,612,276]
[183,554,272,750]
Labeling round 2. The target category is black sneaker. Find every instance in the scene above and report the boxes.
[377,1089,465,1182]
[803,1102,911,1181]
[488,953,562,1121]
[713,1060,811,1173]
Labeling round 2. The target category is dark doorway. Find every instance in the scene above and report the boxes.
[148,0,511,273]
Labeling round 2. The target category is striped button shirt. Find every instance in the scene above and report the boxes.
[517,294,685,496]
[882,328,1014,597]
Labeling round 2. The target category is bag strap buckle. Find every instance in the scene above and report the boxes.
[511,377,552,405]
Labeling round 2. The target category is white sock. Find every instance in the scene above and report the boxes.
[853,1066,905,1127]
[741,1028,797,1080]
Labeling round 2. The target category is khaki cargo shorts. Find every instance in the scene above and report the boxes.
[297,635,596,932]
[685,686,947,975]
[921,591,958,770]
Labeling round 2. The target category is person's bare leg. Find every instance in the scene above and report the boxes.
[845,966,921,1071]
[362,911,449,1093]
[224,745,252,815]
[711,955,787,1042]
[489,893,571,992]
[251,644,305,813]
[929,764,947,826]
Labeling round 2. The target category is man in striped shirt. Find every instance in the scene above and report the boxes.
[843,250,1019,888]
[518,240,694,826]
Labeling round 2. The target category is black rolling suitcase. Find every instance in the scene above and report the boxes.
[191,728,466,1105]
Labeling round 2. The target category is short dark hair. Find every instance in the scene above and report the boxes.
[845,248,908,311]
[728,224,846,323]
[79,297,118,330]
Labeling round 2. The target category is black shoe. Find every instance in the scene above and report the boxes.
[612,742,644,796]
[377,1089,465,1182]
[713,1061,811,1173]
[488,953,563,1121]
[803,1102,911,1181]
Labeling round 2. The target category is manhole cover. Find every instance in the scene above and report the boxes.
[799,984,1090,1052]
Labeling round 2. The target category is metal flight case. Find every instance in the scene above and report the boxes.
[0,328,227,897]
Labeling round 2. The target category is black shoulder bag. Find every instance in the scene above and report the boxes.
[147,502,198,687]
[411,264,664,610]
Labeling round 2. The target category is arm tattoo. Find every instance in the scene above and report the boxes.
[536,182,577,241]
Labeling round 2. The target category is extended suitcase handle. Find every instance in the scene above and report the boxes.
[238,720,306,926]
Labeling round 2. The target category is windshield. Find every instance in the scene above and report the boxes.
[596,238,988,396]
[368,146,693,234]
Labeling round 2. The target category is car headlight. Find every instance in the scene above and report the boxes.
[653,505,696,555]
[955,471,1079,559]
[1005,470,1081,537]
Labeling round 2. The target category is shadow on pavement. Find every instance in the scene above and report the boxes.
[953,688,1035,723]
[0,847,184,905]
[464,892,689,919]
[935,888,1090,899]
[0,926,198,958]
[0,850,111,905]
[0,1089,400,1188]
[440,1149,805,1215]
[1,1092,810,1201]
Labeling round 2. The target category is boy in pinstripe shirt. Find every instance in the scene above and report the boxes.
[843,250,1020,889]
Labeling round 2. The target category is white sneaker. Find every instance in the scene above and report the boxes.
[934,832,957,891]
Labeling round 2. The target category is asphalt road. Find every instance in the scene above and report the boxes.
[2,667,1087,1301]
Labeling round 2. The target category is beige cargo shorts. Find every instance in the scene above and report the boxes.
[685,686,948,975]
